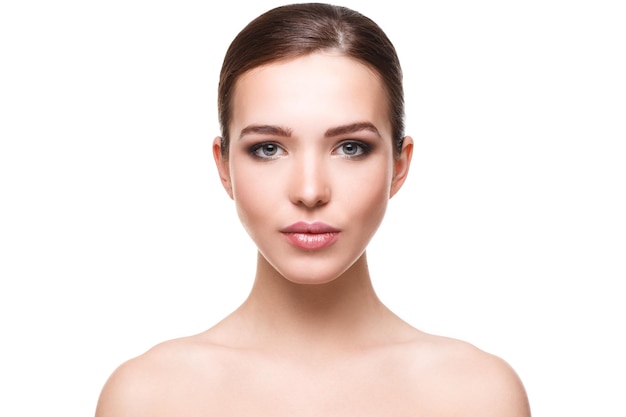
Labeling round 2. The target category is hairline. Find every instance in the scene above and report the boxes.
[223,50,395,156]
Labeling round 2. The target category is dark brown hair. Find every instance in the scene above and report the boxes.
[218,3,405,157]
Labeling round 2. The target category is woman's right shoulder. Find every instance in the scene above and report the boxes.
[94,334,229,417]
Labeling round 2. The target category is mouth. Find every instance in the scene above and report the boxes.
[280,221,340,250]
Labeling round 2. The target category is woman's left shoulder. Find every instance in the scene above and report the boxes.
[401,332,532,416]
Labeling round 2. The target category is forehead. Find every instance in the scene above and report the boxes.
[230,53,392,137]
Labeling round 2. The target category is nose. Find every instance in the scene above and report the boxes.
[288,154,331,208]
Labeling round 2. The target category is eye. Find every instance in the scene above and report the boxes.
[249,142,285,159]
[334,141,371,158]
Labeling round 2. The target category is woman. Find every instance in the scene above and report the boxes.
[96,3,531,416]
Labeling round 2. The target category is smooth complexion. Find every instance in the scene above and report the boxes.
[95,52,530,417]
[214,52,412,285]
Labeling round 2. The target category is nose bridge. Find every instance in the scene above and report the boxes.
[289,146,330,207]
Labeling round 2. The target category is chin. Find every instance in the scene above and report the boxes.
[282,273,342,286]
[268,255,362,286]
[257,240,367,286]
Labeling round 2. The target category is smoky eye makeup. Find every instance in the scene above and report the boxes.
[333,139,375,159]
[245,139,377,161]
[247,141,286,160]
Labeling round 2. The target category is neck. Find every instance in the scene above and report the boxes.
[234,251,398,353]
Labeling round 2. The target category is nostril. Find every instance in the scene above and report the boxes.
[288,159,331,207]
[295,193,330,208]
[291,183,331,208]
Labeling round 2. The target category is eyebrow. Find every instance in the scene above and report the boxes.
[324,122,381,138]
[239,122,381,140]
[239,124,292,139]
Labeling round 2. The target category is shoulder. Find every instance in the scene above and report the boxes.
[94,335,227,417]
[403,333,531,417]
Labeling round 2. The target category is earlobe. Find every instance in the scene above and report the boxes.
[389,136,413,199]
[212,136,234,199]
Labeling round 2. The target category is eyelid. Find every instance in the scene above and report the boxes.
[332,139,373,158]
[248,141,286,160]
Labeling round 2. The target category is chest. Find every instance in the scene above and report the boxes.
[166,360,434,417]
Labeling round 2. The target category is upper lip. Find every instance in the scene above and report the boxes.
[280,221,340,234]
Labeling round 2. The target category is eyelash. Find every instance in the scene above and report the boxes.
[247,140,373,160]
[333,140,372,159]
[248,142,285,160]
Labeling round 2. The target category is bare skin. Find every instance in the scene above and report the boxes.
[95,53,531,416]
[96,254,530,417]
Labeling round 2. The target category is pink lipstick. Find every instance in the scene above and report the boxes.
[280,221,340,250]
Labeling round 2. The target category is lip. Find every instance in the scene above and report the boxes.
[281,221,340,250]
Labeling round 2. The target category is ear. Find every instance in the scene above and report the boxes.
[389,136,413,199]
[212,136,234,199]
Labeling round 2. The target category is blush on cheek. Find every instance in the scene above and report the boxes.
[345,178,390,224]
[342,163,392,199]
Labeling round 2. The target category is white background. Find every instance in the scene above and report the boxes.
[1,1,624,416]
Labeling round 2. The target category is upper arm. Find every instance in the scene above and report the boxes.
[460,353,531,417]
[421,338,531,417]
[94,338,224,417]
[95,357,160,417]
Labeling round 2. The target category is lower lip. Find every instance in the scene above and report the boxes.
[282,232,339,250]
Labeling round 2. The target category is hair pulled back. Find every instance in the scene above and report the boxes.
[218,3,405,157]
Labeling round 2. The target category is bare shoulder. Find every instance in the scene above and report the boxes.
[403,332,531,417]
[94,334,228,417]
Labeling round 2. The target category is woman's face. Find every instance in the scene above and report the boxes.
[214,52,412,284]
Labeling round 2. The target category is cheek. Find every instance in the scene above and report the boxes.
[229,164,265,220]
[338,161,392,217]
[229,161,286,230]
